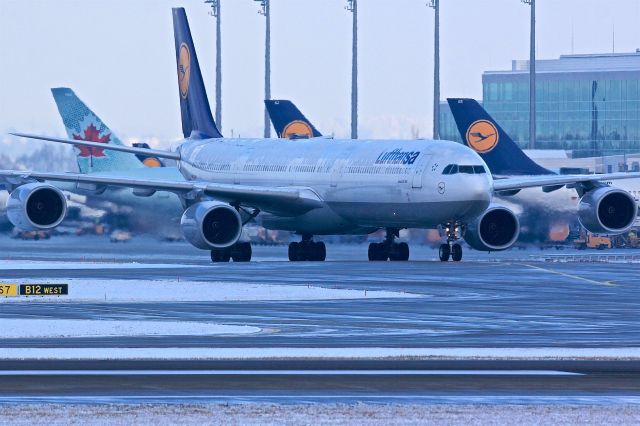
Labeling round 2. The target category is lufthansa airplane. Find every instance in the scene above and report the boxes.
[5,8,640,263]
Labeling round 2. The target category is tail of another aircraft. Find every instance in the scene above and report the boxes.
[447,98,554,176]
[51,87,144,174]
[172,7,222,140]
[265,100,323,139]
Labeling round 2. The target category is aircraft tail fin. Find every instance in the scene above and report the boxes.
[172,7,222,140]
[265,100,323,139]
[51,87,144,174]
[447,98,554,176]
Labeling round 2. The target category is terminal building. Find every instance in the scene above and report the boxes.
[440,51,640,162]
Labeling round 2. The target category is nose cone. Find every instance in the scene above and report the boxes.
[461,174,492,218]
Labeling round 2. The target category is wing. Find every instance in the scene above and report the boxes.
[0,170,322,216]
[493,172,640,193]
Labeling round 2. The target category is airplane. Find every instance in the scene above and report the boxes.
[50,87,185,236]
[447,98,640,239]
[4,7,640,264]
[265,100,323,139]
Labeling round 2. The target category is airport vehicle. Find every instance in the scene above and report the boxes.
[574,231,612,250]
[4,8,640,264]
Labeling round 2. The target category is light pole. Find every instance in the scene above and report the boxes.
[256,0,271,138]
[346,0,358,139]
[204,0,222,132]
[428,0,440,140]
[522,0,536,149]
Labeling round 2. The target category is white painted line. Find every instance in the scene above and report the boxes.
[1,347,639,360]
[0,370,583,376]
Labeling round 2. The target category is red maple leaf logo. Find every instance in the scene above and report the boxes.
[72,124,111,157]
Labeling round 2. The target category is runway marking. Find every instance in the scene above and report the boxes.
[0,370,582,376]
[518,263,619,287]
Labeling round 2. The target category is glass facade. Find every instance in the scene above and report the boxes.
[440,53,640,158]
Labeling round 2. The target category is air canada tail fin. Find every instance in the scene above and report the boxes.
[172,7,222,140]
[447,98,554,176]
[265,100,323,139]
[51,87,144,174]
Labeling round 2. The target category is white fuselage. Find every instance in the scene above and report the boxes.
[177,137,493,235]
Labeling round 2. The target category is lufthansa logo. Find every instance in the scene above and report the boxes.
[466,120,499,153]
[178,43,191,99]
[282,120,313,139]
[438,182,446,194]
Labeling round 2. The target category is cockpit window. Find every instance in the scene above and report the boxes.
[442,164,486,175]
[442,164,458,175]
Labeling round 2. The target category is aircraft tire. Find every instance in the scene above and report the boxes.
[438,244,450,262]
[211,249,231,263]
[312,241,326,261]
[398,242,410,261]
[288,242,300,261]
[232,242,252,262]
[451,243,462,262]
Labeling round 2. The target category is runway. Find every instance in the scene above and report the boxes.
[1,235,640,404]
[0,360,637,404]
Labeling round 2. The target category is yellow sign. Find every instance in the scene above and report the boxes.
[466,120,499,153]
[0,284,17,297]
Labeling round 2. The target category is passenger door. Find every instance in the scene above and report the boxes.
[411,155,431,188]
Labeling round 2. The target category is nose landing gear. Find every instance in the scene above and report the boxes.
[288,234,326,261]
[368,228,410,261]
[439,222,463,262]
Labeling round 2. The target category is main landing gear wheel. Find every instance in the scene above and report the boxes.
[210,242,252,263]
[368,229,410,261]
[288,236,326,261]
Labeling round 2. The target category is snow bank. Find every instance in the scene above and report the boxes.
[0,279,420,303]
[0,319,259,338]
[0,261,202,270]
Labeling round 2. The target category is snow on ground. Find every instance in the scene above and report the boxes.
[0,260,203,270]
[1,404,639,426]
[0,279,420,303]
[2,347,640,360]
[0,319,259,339]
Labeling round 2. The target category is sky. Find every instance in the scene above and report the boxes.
[2,0,640,156]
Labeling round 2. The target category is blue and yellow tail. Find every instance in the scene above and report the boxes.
[173,8,222,140]
[51,87,144,174]
[447,98,554,176]
[265,100,322,139]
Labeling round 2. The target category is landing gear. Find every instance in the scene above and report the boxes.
[210,241,252,263]
[439,222,463,262]
[288,235,326,261]
[368,229,410,261]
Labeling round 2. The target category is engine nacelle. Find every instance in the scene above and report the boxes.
[463,205,520,251]
[180,201,242,250]
[578,187,637,234]
[6,183,67,231]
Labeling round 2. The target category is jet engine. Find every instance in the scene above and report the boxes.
[180,201,242,250]
[463,205,520,251]
[578,187,637,234]
[6,183,67,231]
